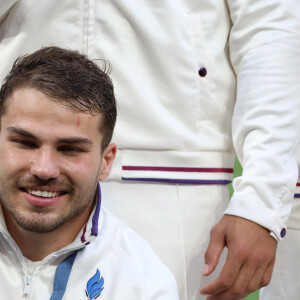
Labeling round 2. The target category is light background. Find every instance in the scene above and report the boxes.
[229,159,259,300]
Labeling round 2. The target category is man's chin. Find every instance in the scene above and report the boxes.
[13,212,67,233]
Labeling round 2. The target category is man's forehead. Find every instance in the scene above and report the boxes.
[6,87,101,118]
[2,87,103,139]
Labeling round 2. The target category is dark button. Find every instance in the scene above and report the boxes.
[280,228,286,238]
[198,67,207,77]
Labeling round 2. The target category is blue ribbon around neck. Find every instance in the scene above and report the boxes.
[50,249,80,300]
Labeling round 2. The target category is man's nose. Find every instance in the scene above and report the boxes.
[30,147,60,180]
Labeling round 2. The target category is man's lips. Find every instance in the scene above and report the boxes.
[21,188,67,207]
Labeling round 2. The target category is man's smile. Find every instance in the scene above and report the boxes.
[28,190,61,198]
[21,188,67,207]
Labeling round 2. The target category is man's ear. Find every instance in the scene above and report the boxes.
[98,143,117,181]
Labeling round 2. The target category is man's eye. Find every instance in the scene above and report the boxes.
[58,146,84,154]
[11,138,37,148]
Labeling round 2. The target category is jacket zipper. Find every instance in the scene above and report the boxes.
[23,275,32,295]
[1,228,92,298]
[1,232,32,299]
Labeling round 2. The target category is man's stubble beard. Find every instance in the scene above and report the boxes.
[6,194,94,233]
[0,174,98,233]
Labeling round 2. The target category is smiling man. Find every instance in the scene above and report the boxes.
[0,47,179,300]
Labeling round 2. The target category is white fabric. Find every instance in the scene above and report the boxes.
[23,257,39,276]
[0,0,299,241]
[260,174,300,300]
[260,228,300,300]
[0,0,17,22]
[101,181,229,300]
[0,1,300,299]
[0,204,179,300]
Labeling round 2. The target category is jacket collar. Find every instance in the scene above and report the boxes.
[79,182,103,245]
[0,203,8,234]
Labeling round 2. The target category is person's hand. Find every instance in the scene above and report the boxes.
[200,215,277,300]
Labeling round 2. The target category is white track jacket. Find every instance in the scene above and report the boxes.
[0,186,179,300]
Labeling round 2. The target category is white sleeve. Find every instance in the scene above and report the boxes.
[0,0,18,22]
[224,0,300,241]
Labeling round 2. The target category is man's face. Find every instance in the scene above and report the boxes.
[0,87,115,234]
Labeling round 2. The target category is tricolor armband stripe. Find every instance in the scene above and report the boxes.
[122,178,232,185]
[122,166,233,184]
[295,182,300,198]
[122,166,233,173]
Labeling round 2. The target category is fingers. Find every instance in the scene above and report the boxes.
[202,224,226,276]
[246,243,275,293]
[229,249,272,297]
[201,248,276,300]
[235,262,262,296]
[205,262,261,299]
[201,247,244,296]
[258,260,274,289]
[200,215,277,300]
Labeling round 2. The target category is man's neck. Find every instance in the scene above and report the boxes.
[3,203,93,261]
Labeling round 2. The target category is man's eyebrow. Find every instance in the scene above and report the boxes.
[7,126,37,139]
[57,137,93,145]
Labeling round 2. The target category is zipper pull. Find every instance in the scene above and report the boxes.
[23,275,32,294]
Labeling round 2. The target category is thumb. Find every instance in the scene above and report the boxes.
[203,227,225,276]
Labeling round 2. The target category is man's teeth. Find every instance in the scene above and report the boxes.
[28,190,60,198]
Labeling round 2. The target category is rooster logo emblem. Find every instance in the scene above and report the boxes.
[85,269,104,300]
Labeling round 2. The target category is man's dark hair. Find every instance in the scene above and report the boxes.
[0,46,117,151]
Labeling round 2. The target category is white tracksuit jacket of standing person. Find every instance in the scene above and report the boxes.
[0,0,300,299]
[0,0,298,241]
[0,186,179,300]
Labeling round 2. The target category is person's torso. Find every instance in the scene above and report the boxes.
[0,208,178,300]
[0,0,236,182]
